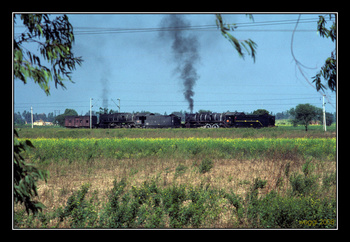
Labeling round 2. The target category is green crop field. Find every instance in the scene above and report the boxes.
[14,126,337,229]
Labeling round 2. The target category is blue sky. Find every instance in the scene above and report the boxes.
[14,13,336,116]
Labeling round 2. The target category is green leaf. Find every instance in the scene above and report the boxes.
[14,49,23,62]
[25,139,35,148]
[36,23,43,37]
[226,32,243,58]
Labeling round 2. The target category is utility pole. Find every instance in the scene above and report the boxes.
[322,95,327,132]
[111,98,120,113]
[90,98,93,129]
[117,98,120,113]
[31,106,33,129]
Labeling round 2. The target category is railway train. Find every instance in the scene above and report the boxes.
[65,111,275,129]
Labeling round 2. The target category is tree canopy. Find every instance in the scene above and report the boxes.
[289,104,317,131]
[252,109,269,115]
[312,15,336,92]
[14,14,83,95]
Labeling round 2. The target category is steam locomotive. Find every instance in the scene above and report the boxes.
[65,111,275,129]
[185,112,275,128]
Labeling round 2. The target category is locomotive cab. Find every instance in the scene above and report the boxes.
[224,112,241,127]
[225,116,234,125]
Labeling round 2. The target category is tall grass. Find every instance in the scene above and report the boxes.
[16,125,336,139]
[20,137,336,163]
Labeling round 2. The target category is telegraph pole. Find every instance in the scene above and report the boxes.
[322,95,327,132]
[90,98,93,129]
[31,106,33,129]
[117,98,120,113]
[111,98,120,113]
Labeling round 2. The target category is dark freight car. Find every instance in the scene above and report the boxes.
[136,113,181,128]
[65,115,97,128]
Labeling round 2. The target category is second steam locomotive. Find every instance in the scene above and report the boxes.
[65,111,275,129]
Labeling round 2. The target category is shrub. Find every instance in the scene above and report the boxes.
[246,177,267,226]
[99,178,136,228]
[323,171,336,188]
[175,164,188,177]
[224,190,243,220]
[248,190,336,228]
[59,183,99,228]
[199,158,213,174]
[290,160,319,196]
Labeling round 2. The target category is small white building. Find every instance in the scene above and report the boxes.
[33,119,53,126]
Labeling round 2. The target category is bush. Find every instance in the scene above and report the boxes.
[224,190,243,221]
[175,164,188,177]
[289,160,318,196]
[323,171,336,188]
[247,190,336,228]
[99,178,137,228]
[59,183,99,228]
[198,158,213,174]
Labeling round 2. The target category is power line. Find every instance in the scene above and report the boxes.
[14,97,329,110]
[14,95,322,105]
[14,16,320,37]
[72,18,318,35]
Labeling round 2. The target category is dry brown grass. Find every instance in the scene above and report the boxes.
[33,156,336,215]
[13,154,335,228]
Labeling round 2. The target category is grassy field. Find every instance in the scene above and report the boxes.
[16,124,336,139]
[14,125,337,229]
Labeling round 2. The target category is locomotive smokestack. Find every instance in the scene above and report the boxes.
[159,15,200,113]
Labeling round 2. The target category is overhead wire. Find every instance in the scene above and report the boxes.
[14,16,320,37]
[14,96,326,109]
[71,17,319,35]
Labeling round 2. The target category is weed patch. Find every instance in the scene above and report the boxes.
[198,158,213,174]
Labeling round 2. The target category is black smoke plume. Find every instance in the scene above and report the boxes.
[159,15,200,113]
[101,77,109,109]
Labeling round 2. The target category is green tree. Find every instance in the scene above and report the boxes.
[55,108,78,126]
[22,110,31,123]
[14,112,25,125]
[315,107,334,126]
[252,109,269,115]
[14,14,82,214]
[14,14,83,95]
[289,104,317,131]
[312,15,336,92]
